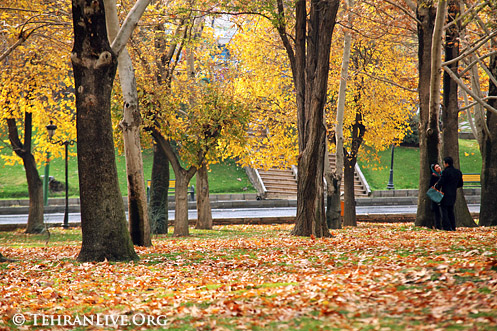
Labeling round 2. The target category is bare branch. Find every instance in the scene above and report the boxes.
[443,65,497,114]
[443,30,497,66]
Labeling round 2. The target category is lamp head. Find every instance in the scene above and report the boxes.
[46,120,57,140]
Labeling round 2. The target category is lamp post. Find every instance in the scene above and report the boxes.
[386,143,395,190]
[46,121,76,229]
[43,151,50,206]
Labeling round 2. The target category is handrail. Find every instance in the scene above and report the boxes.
[355,163,371,196]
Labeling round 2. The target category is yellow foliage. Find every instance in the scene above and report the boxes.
[1,0,75,166]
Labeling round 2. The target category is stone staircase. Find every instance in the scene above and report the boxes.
[257,167,298,200]
[249,154,370,200]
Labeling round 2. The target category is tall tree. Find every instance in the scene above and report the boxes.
[442,0,477,227]
[326,0,354,230]
[105,0,151,246]
[1,1,75,233]
[269,0,340,237]
[7,113,44,233]
[480,3,497,226]
[415,0,439,228]
[439,1,497,226]
[71,0,150,261]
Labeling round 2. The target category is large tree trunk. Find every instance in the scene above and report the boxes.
[196,161,212,230]
[480,39,497,226]
[72,0,138,262]
[442,0,477,228]
[7,115,44,233]
[105,0,151,247]
[149,142,169,234]
[290,0,340,238]
[415,0,439,228]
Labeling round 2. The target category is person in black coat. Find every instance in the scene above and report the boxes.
[429,163,442,229]
[435,156,463,231]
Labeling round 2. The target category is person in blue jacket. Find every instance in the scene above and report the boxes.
[429,163,442,229]
[435,156,463,231]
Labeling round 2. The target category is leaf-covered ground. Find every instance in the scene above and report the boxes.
[1,223,496,330]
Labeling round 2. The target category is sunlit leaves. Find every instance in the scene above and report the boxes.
[0,0,75,165]
[126,0,250,168]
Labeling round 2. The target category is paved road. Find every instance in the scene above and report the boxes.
[0,205,481,228]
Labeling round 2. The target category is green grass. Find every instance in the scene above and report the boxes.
[359,139,482,191]
[0,139,483,199]
[0,146,254,200]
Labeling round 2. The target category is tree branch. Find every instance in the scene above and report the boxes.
[111,0,152,56]
[443,65,497,114]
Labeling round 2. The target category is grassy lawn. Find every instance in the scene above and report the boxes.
[1,223,496,330]
[0,147,254,199]
[359,139,482,191]
[0,139,483,199]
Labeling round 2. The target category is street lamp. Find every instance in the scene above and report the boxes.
[386,143,395,190]
[46,121,76,229]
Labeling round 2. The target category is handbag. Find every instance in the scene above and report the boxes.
[426,186,444,203]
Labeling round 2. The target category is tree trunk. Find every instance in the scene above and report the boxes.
[290,0,340,238]
[343,112,364,226]
[24,152,45,233]
[415,0,439,228]
[149,142,169,234]
[480,39,497,226]
[442,0,477,227]
[152,129,196,236]
[104,0,151,247]
[325,147,341,229]
[196,161,212,229]
[72,0,138,262]
[7,115,44,233]
[173,171,193,236]
[326,0,353,230]
[343,155,357,226]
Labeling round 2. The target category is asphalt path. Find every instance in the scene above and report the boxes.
[0,205,481,226]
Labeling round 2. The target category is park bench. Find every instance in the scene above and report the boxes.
[462,173,480,187]
[147,179,195,201]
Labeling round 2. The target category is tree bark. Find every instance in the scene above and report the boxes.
[152,129,196,236]
[442,0,477,227]
[343,155,357,227]
[326,0,353,230]
[149,142,169,234]
[7,115,44,233]
[105,0,151,247]
[289,0,340,238]
[415,0,439,228]
[343,112,365,226]
[480,38,497,226]
[71,0,138,262]
[196,161,212,229]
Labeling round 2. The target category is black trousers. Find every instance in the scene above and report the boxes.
[431,201,442,229]
[440,204,456,231]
